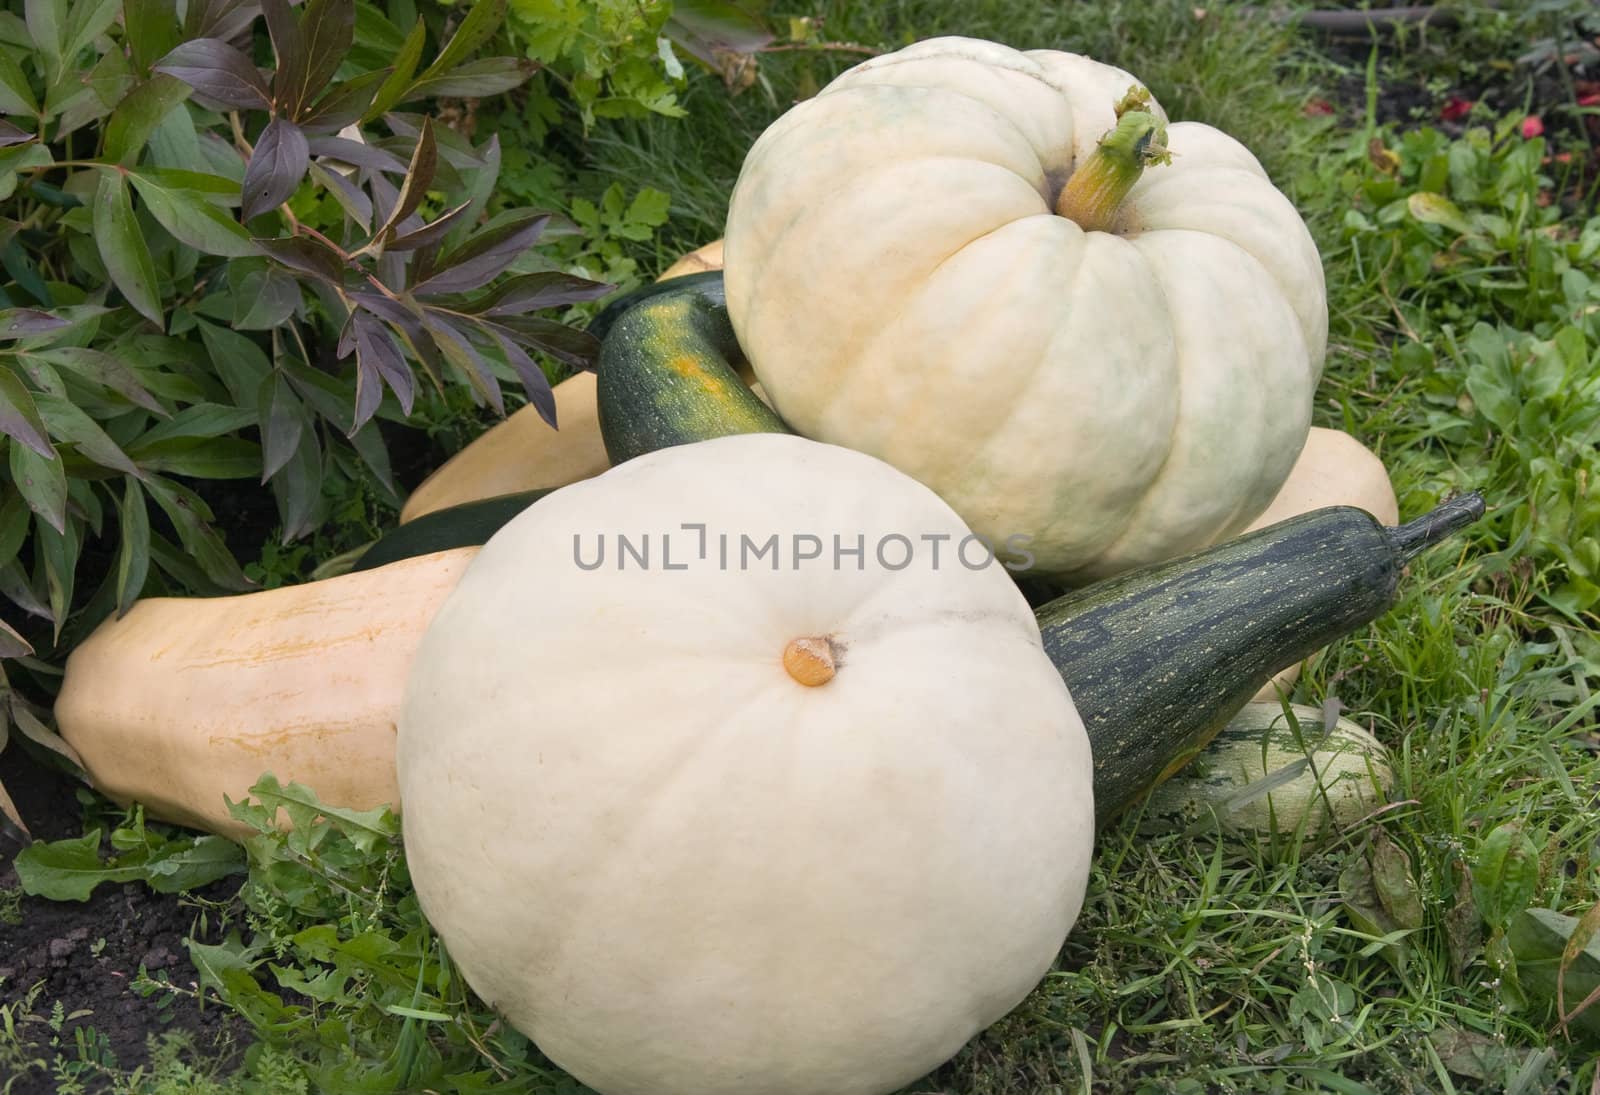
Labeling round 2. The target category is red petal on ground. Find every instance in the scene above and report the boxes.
[1303,98,1335,117]
[1441,96,1474,122]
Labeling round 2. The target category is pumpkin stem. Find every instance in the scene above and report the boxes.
[1054,87,1171,232]
[782,637,836,687]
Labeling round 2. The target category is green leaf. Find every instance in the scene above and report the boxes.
[0,491,28,571]
[34,514,76,637]
[0,614,31,658]
[35,390,142,475]
[259,371,304,481]
[234,773,399,853]
[92,170,163,327]
[406,56,533,100]
[31,346,167,415]
[115,474,149,614]
[0,365,54,455]
[0,47,38,116]
[145,475,252,588]
[129,170,256,257]
[363,18,424,122]
[129,435,259,478]
[60,0,120,66]
[1509,906,1600,1039]
[1474,822,1539,931]
[415,0,504,84]
[124,0,179,73]
[14,830,124,900]
[103,73,192,167]
[8,437,66,532]
[15,827,245,901]
[23,0,64,79]
[132,401,255,445]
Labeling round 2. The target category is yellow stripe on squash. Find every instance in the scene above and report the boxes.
[54,548,478,838]
[398,240,730,523]
[1246,427,1399,702]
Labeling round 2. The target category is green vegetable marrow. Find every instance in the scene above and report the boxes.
[351,488,553,572]
[594,271,787,464]
[1037,493,1484,822]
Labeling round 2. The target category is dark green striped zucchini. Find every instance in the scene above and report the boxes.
[593,272,789,465]
[1037,493,1484,822]
[351,488,553,571]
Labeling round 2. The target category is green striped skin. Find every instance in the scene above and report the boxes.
[587,270,726,342]
[1038,504,1446,824]
[351,488,553,571]
[595,275,790,465]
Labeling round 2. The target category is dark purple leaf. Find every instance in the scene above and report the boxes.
[406,58,536,101]
[666,0,775,70]
[492,314,601,369]
[366,171,424,239]
[423,313,502,414]
[260,0,304,111]
[354,292,440,383]
[0,121,33,147]
[242,117,310,221]
[348,290,415,328]
[297,69,387,132]
[485,323,556,428]
[412,214,549,296]
[288,0,356,121]
[153,38,271,110]
[307,135,408,174]
[184,0,258,42]
[374,117,436,241]
[308,162,372,231]
[0,369,53,457]
[253,234,347,284]
[0,310,70,339]
[477,271,613,316]
[350,311,411,423]
[386,201,473,252]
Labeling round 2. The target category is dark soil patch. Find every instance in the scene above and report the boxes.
[0,747,252,1093]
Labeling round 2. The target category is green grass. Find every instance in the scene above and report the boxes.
[10,0,1600,1091]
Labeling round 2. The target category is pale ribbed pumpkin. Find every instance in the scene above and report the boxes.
[724,36,1327,581]
[398,432,1094,1095]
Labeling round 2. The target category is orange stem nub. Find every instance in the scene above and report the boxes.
[783,637,836,687]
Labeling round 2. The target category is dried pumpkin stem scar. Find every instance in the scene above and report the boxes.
[782,636,837,686]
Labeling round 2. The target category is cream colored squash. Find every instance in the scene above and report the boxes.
[398,433,1095,1095]
[724,36,1327,582]
[658,237,725,280]
[54,549,477,838]
[1247,428,1399,702]
[399,242,733,523]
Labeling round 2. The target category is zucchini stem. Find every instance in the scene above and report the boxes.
[1054,87,1171,232]
[1390,492,1486,563]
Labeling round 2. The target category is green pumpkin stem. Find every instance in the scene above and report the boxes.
[1054,89,1172,232]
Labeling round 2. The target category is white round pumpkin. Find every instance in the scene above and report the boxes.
[723,36,1327,581]
[398,432,1095,1095]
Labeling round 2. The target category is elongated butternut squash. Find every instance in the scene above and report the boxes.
[53,549,478,837]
